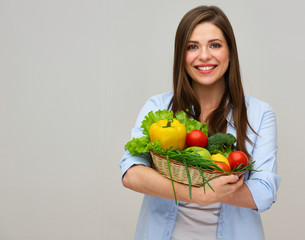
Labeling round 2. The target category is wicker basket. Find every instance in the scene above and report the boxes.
[150,151,244,187]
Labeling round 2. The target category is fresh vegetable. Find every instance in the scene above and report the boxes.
[210,153,231,172]
[149,119,186,151]
[141,110,174,136]
[185,146,211,159]
[126,109,208,155]
[124,109,258,204]
[186,130,208,148]
[157,147,215,169]
[174,111,208,135]
[125,136,150,155]
[206,133,236,158]
[228,150,248,169]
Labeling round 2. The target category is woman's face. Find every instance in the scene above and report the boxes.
[185,22,230,89]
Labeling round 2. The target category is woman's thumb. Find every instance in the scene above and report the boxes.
[226,175,239,183]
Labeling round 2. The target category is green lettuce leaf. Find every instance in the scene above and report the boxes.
[175,110,208,136]
[147,140,163,153]
[141,109,174,136]
[126,137,163,156]
[125,136,150,155]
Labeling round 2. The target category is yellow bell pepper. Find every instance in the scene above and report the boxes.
[149,119,186,151]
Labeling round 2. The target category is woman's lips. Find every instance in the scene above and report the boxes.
[195,64,217,73]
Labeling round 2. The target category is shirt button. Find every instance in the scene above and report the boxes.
[219,234,223,239]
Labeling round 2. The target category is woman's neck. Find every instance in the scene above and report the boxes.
[192,79,226,122]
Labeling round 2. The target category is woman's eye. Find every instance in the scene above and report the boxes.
[187,45,198,50]
[210,43,221,48]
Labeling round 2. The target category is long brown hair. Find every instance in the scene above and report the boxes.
[170,6,255,159]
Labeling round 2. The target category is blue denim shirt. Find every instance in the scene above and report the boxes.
[120,92,281,240]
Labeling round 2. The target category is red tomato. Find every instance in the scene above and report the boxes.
[186,130,208,148]
[228,151,248,169]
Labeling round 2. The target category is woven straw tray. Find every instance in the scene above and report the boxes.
[150,151,244,187]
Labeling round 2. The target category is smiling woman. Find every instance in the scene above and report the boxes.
[120,5,280,240]
[185,23,230,90]
[185,23,230,120]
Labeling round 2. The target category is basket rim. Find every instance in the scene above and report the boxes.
[150,150,228,174]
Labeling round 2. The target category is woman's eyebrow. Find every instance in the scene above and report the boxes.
[188,39,224,43]
[208,38,224,43]
[188,40,199,44]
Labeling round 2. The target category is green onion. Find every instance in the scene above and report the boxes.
[166,155,177,204]
[196,166,215,194]
[231,161,260,172]
[183,159,192,200]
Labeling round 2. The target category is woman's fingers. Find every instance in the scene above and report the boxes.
[195,174,246,205]
[224,174,240,184]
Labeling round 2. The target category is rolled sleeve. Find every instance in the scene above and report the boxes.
[246,171,281,212]
[245,101,281,212]
[120,152,151,180]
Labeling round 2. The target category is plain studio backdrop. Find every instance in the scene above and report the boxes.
[0,0,304,239]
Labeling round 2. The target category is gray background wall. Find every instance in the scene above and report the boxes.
[1,0,304,239]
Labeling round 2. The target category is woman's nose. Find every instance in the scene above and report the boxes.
[198,48,212,61]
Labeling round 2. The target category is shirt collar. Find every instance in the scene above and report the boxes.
[226,105,235,128]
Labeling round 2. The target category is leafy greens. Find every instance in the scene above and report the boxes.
[126,109,208,156]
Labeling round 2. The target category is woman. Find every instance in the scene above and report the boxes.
[120,5,280,240]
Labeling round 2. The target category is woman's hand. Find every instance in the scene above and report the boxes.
[123,165,256,208]
[193,175,244,205]
[193,174,257,209]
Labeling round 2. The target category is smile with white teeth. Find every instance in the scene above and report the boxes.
[196,65,216,71]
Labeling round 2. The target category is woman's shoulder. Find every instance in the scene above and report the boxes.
[245,95,275,126]
[134,92,173,126]
[145,92,173,109]
[245,95,273,111]
[149,92,173,101]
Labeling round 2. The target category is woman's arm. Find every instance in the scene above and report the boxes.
[243,102,280,212]
[221,179,257,209]
[123,164,245,205]
[222,100,280,211]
